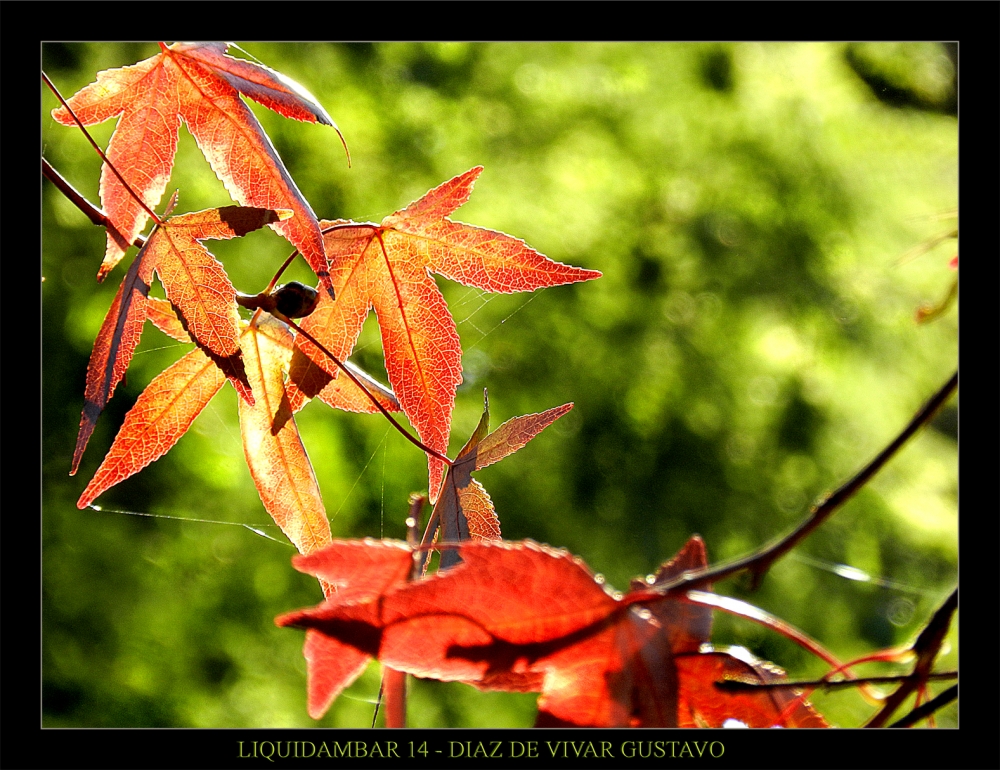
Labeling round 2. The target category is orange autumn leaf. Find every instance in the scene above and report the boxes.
[429,396,497,569]
[71,245,153,475]
[278,537,828,727]
[78,305,390,566]
[287,167,601,501]
[77,346,226,509]
[317,360,400,415]
[145,296,193,343]
[475,402,576,471]
[152,206,294,399]
[52,42,341,285]
[69,205,286,475]
[239,315,332,557]
[276,399,574,712]
[75,303,273,512]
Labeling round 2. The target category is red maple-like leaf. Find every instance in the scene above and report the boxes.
[70,206,289,475]
[277,537,828,727]
[427,393,574,569]
[272,398,572,718]
[292,540,415,718]
[77,305,395,562]
[51,42,341,285]
[285,167,601,500]
[76,343,225,510]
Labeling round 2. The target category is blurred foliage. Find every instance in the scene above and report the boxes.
[42,42,957,728]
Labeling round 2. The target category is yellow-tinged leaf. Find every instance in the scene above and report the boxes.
[239,315,331,555]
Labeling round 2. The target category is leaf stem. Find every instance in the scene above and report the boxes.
[43,71,164,226]
[661,371,958,594]
[280,317,453,468]
[380,667,407,728]
[266,251,302,294]
[681,590,849,676]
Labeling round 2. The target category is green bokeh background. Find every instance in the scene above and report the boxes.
[42,42,957,728]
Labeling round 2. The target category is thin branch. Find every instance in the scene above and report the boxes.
[43,71,164,226]
[681,590,847,673]
[43,158,146,249]
[715,671,957,693]
[280,317,453,468]
[866,588,957,728]
[265,251,302,295]
[658,371,958,594]
[888,684,957,728]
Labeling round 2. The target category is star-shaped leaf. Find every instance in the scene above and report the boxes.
[52,42,341,285]
[286,167,600,500]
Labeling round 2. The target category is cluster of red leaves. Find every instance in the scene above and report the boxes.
[277,536,827,727]
[54,43,840,729]
[60,44,599,542]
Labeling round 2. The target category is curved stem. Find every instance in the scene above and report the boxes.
[265,251,302,294]
[282,317,452,468]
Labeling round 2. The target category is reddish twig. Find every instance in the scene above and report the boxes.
[42,158,146,249]
[715,671,957,693]
[866,588,957,728]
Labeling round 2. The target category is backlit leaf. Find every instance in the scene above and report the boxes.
[76,347,226,509]
[278,537,828,727]
[288,167,600,500]
[52,43,338,284]
[239,315,331,556]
